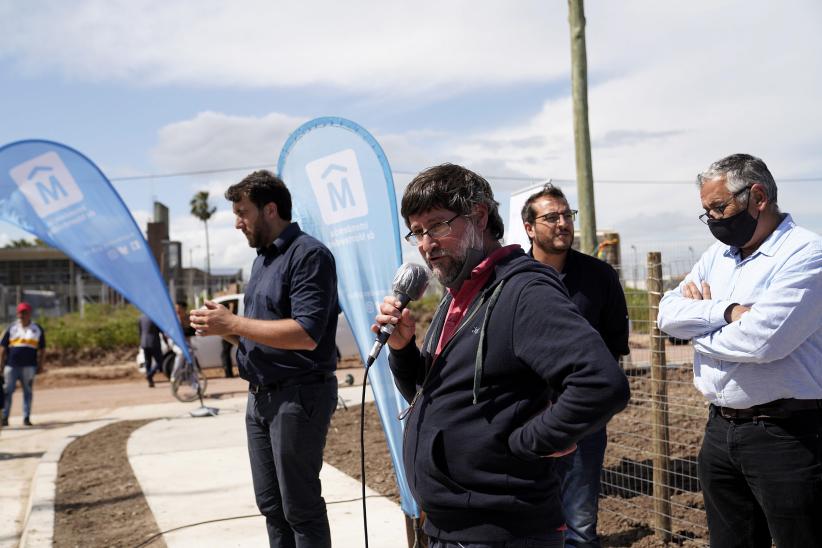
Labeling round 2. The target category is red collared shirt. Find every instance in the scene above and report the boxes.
[434,245,520,357]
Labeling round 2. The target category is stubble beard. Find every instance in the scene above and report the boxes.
[425,229,473,286]
[534,229,572,256]
[244,222,268,249]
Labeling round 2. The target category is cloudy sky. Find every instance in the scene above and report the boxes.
[1,0,820,278]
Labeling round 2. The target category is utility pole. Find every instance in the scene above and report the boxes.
[568,0,597,255]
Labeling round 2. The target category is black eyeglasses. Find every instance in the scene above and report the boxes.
[404,214,462,245]
[698,186,750,224]
[535,210,577,225]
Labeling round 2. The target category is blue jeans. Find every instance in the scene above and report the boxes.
[554,428,607,548]
[698,406,822,547]
[3,365,36,419]
[429,533,564,548]
[246,376,337,548]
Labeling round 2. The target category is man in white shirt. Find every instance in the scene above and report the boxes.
[658,153,822,547]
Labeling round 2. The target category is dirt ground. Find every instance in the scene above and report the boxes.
[54,419,166,548]
[45,356,708,547]
[326,401,401,504]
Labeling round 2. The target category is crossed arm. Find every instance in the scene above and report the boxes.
[659,247,821,363]
[680,280,750,323]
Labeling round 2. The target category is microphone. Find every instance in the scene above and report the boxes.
[366,262,430,366]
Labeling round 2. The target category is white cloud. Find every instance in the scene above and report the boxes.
[169,209,257,274]
[150,111,304,171]
[4,1,819,107]
[0,0,568,95]
[57,0,818,266]
[442,2,822,243]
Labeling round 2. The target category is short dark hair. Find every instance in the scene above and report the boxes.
[225,170,292,221]
[520,183,568,224]
[175,300,188,308]
[400,163,504,240]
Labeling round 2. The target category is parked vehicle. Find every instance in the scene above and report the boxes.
[137,294,360,378]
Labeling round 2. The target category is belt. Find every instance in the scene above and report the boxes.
[248,372,335,394]
[712,399,822,421]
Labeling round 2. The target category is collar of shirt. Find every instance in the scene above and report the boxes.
[724,213,792,261]
[258,222,301,257]
[435,245,520,357]
[526,245,573,279]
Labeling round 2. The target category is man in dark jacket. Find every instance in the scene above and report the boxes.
[138,313,163,388]
[374,164,630,547]
[522,183,630,548]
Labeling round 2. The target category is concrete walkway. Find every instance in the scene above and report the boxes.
[1,382,407,548]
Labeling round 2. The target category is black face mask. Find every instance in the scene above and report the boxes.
[707,193,759,247]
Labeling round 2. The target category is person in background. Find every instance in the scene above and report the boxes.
[521,183,630,548]
[166,301,197,377]
[175,301,196,339]
[2,302,46,427]
[191,170,339,548]
[220,301,236,377]
[138,313,163,388]
[374,163,630,547]
[658,153,822,547]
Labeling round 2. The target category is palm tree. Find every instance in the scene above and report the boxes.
[190,191,216,295]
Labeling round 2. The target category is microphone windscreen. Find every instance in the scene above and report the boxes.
[391,262,430,301]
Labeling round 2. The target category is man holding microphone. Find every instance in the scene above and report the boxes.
[373,164,630,547]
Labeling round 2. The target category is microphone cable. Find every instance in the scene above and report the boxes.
[360,359,374,548]
[359,262,429,548]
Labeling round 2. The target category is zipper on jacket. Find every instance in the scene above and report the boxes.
[398,283,498,423]
[397,294,452,424]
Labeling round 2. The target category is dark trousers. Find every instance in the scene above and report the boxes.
[429,532,564,548]
[555,428,607,548]
[142,345,162,381]
[221,339,234,377]
[246,377,337,548]
[698,406,822,547]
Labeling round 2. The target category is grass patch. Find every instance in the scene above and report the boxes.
[625,287,651,334]
[39,304,141,350]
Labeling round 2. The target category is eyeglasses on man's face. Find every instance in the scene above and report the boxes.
[535,210,577,225]
[698,186,750,225]
[404,213,463,245]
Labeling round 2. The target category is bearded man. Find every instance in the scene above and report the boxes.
[191,170,339,548]
[373,163,630,548]
[521,183,629,548]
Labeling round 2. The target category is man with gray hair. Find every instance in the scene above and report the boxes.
[374,163,629,547]
[658,153,822,546]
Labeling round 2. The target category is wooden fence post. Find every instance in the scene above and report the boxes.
[647,251,672,542]
[405,514,427,547]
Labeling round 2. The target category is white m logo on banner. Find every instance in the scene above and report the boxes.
[305,149,369,224]
[9,151,84,217]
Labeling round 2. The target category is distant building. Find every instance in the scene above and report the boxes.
[146,201,243,304]
[0,200,242,320]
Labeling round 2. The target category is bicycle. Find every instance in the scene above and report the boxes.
[169,340,208,403]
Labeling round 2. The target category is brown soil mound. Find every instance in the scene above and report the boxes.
[325,399,400,504]
[54,420,166,548]
[51,371,708,546]
[46,346,138,369]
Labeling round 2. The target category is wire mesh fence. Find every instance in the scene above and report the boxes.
[604,252,710,546]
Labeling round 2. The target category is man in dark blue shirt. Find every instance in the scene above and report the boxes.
[190,170,339,548]
[522,184,630,548]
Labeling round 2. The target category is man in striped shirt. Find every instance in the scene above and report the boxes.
[1,302,46,427]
